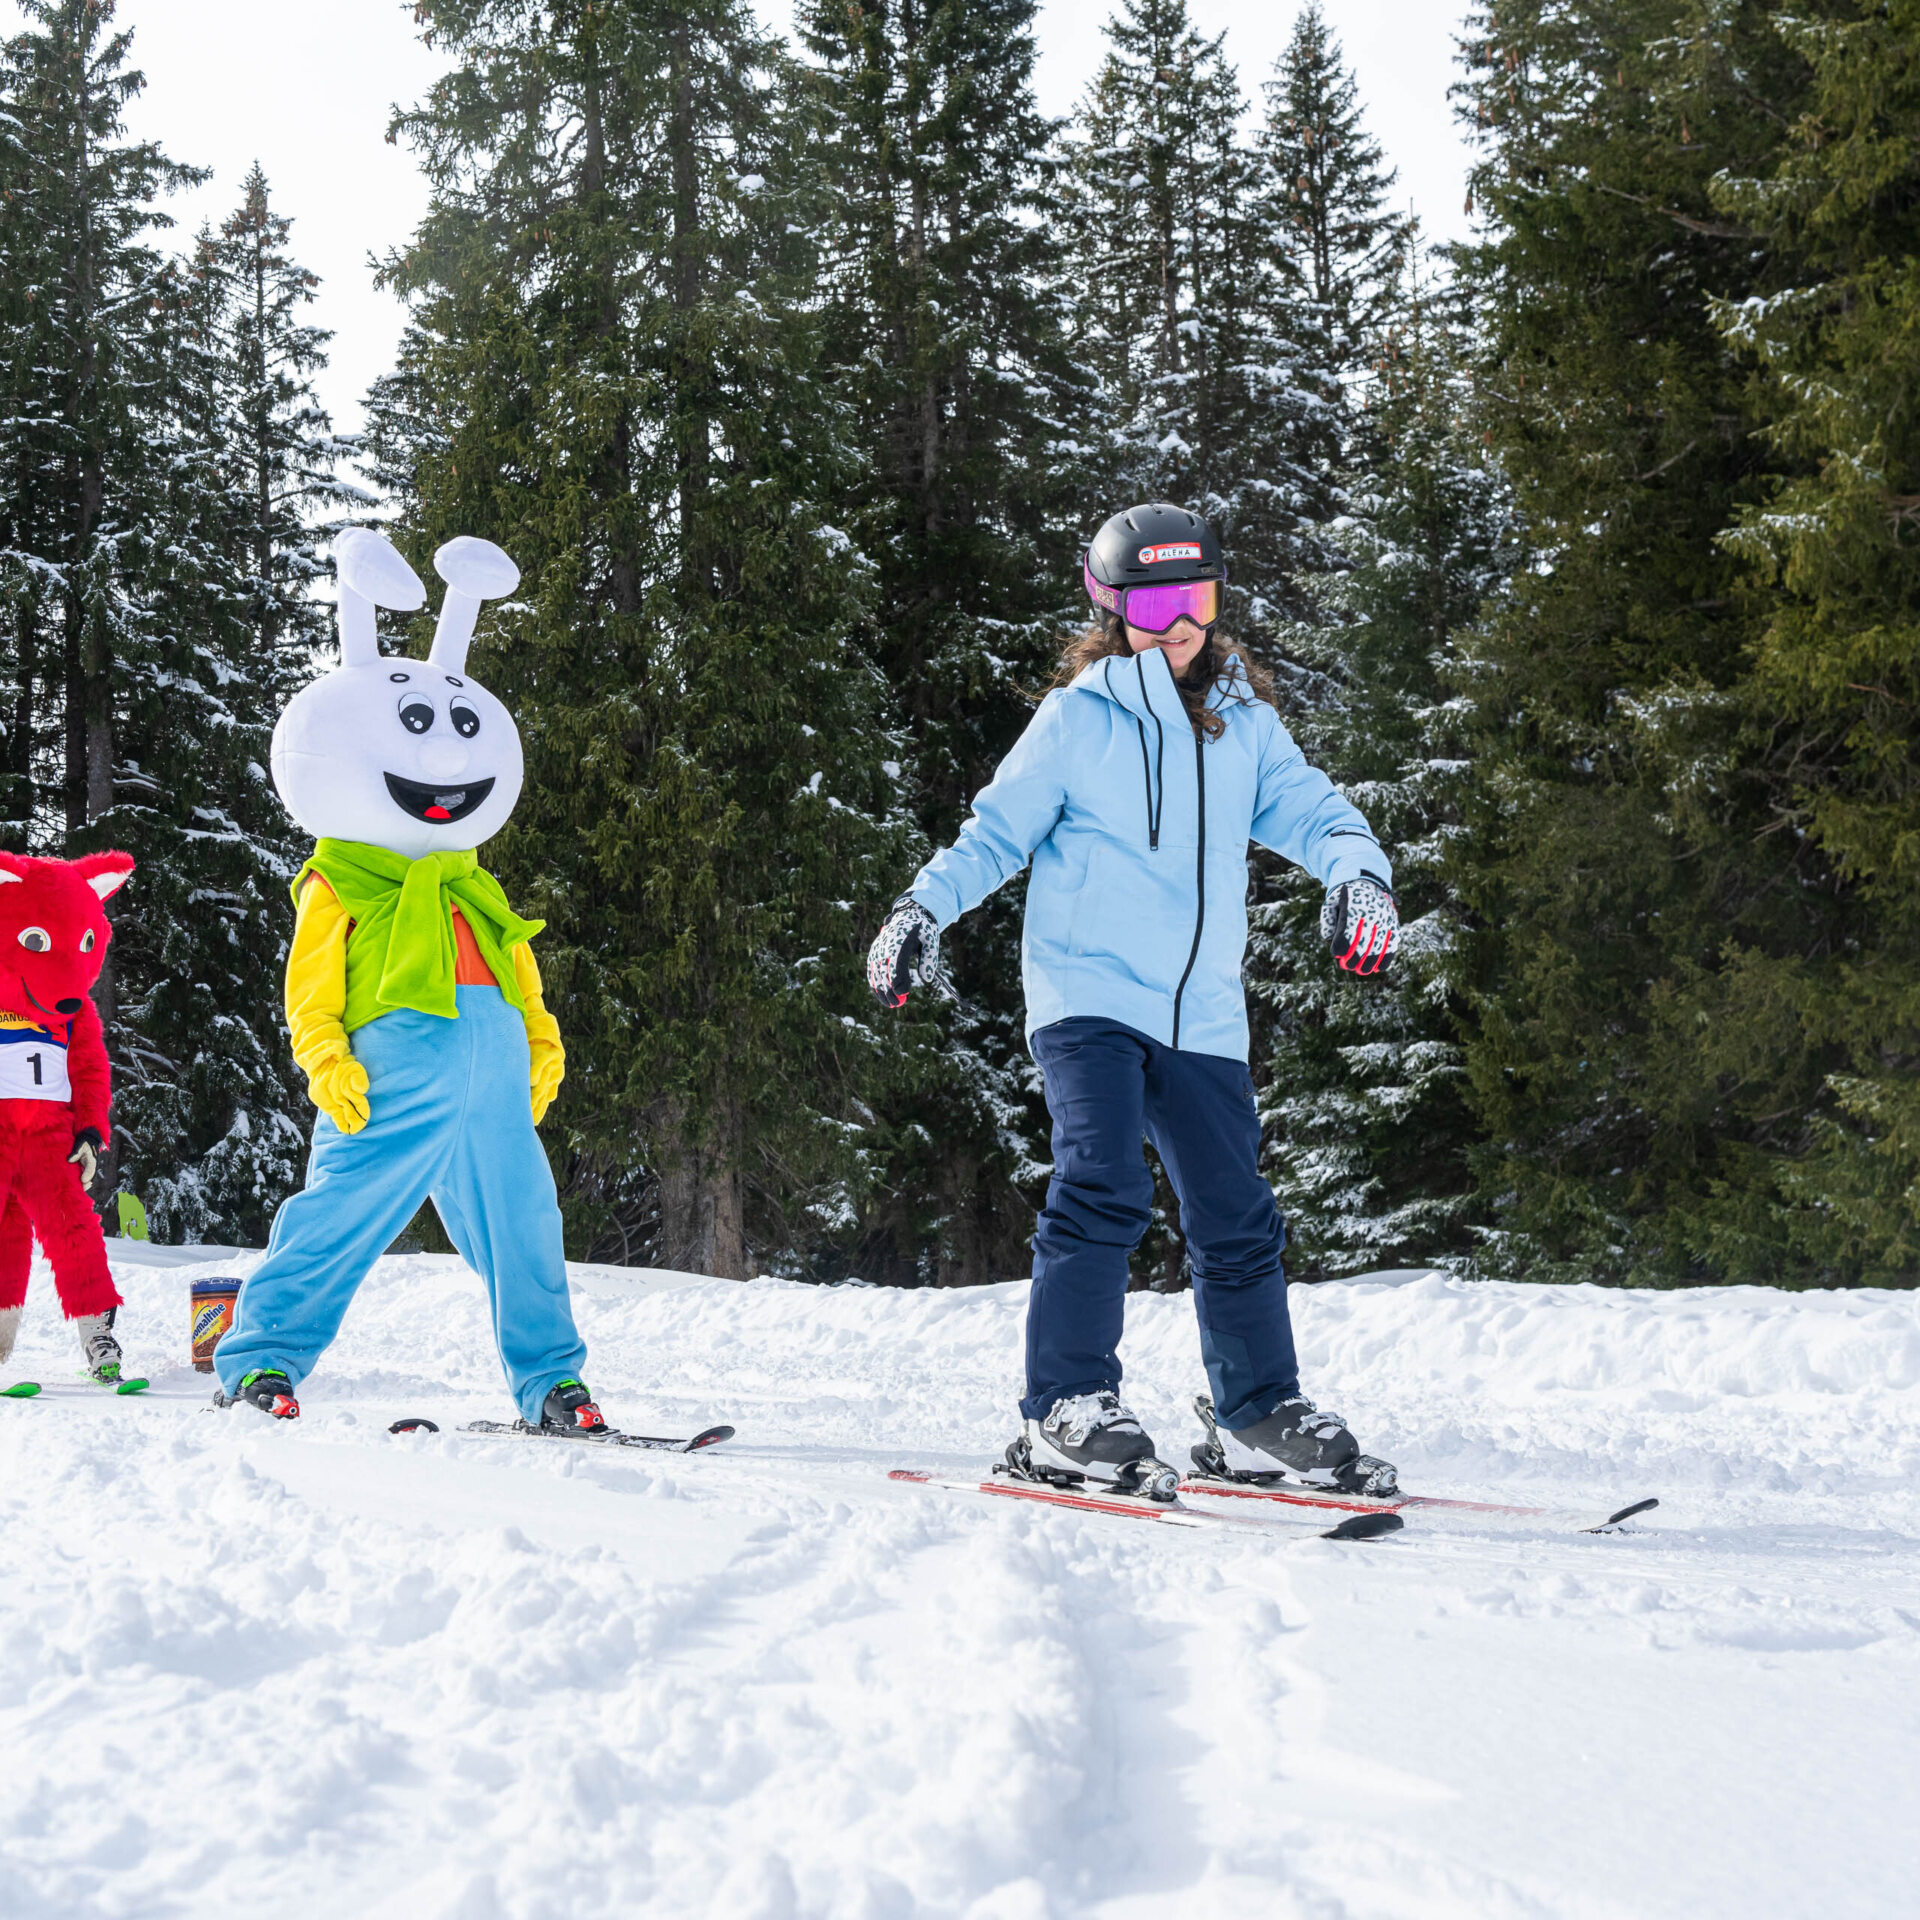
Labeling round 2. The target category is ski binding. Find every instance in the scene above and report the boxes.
[1002,1430,1181,1503]
[459,1418,735,1454]
[82,1371,149,1395]
[892,1439,1404,1543]
[1184,1394,1654,1533]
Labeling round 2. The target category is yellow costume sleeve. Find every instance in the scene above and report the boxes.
[513,941,565,1124]
[286,876,371,1134]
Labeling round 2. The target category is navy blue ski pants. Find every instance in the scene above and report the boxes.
[1023,1017,1298,1431]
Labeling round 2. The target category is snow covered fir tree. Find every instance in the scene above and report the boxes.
[1259,276,1518,1276]
[366,0,918,1275]
[793,0,1095,1285]
[1447,0,1920,1284]
[0,2,346,1245]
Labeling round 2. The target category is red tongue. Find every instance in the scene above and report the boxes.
[424,805,452,821]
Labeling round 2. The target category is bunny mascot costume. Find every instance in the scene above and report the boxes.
[216,531,604,1431]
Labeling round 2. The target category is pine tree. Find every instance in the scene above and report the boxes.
[110,169,354,1244]
[0,0,206,1212]
[0,0,197,851]
[1448,1,1840,1284]
[1257,0,1415,385]
[1194,10,1459,1278]
[1054,0,1368,1285]
[1706,1,1920,1278]
[372,0,915,1275]
[1061,0,1338,647]
[0,7,346,1244]
[794,0,1090,1283]
[1259,277,1518,1276]
[211,162,360,678]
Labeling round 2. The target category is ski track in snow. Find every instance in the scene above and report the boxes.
[2,1255,1917,1919]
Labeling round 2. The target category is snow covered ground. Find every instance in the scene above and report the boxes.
[2,1251,1917,1919]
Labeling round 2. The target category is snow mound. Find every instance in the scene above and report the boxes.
[0,1252,1914,1917]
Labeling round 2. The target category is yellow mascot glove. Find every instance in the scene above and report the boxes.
[286,875,369,1133]
[527,1015,565,1125]
[513,941,565,1124]
[308,1053,371,1134]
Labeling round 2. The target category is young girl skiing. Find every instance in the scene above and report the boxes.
[868,504,1399,1499]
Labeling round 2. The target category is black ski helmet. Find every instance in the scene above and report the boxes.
[1082,502,1227,621]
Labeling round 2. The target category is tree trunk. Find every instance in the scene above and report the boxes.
[934,1153,989,1288]
[7,599,33,842]
[253,231,275,664]
[654,1098,748,1278]
[667,20,708,567]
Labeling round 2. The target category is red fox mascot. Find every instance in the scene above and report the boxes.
[0,850,135,1382]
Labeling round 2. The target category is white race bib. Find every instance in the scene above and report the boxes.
[0,1027,71,1101]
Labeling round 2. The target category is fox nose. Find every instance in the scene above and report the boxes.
[54,997,83,1015]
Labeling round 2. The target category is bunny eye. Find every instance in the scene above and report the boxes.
[449,698,480,739]
[80,930,96,953]
[17,927,50,952]
[399,696,436,734]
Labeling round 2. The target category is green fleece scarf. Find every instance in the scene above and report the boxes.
[295,838,544,1032]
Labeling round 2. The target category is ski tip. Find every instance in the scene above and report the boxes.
[887,1469,931,1483]
[389,1417,441,1435]
[1591,1496,1660,1531]
[683,1424,735,1452]
[114,1378,150,1396]
[1321,1510,1405,1542]
[2,1381,42,1398]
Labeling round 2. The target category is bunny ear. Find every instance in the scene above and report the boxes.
[430,538,520,673]
[336,584,382,669]
[75,851,135,899]
[335,529,425,669]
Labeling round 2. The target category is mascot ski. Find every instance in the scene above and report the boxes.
[0,849,135,1385]
[216,529,602,1430]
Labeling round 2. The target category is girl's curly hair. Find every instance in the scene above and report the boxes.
[1050,615,1279,740]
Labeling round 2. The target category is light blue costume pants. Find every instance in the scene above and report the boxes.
[217,986,585,1422]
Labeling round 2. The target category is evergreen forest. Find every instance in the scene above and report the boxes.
[3,0,1916,1292]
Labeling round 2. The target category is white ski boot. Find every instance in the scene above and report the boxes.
[1005,1391,1179,1501]
[75,1308,126,1386]
[1191,1392,1398,1497]
[0,1303,19,1367]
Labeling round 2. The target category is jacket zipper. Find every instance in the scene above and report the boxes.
[1129,655,1165,850]
[1171,731,1206,1049]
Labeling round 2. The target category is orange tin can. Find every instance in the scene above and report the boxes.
[190,1278,241,1373]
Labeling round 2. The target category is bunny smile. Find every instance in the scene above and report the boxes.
[383,772,496,824]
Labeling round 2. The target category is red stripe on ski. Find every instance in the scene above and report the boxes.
[888,1469,1402,1541]
[890,1468,1203,1524]
[1181,1476,1657,1531]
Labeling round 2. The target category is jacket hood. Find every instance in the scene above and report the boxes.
[1068,646,1254,723]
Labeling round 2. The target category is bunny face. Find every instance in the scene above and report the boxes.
[272,530,527,860]
[270,661,524,859]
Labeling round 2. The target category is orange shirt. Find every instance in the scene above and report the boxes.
[302,874,497,988]
[450,907,497,987]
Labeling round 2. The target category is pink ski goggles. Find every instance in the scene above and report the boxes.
[1084,563,1221,635]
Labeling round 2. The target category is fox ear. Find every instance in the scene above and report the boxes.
[75,851,135,900]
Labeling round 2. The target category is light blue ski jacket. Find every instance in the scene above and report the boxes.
[907,647,1391,1062]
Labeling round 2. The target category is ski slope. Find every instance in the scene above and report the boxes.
[2,1251,1916,1919]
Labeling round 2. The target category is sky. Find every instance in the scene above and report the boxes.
[8,0,1477,440]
